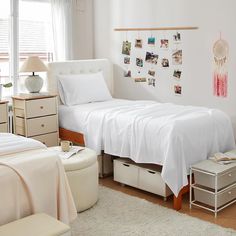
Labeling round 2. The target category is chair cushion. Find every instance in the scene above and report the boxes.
[0,213,70,236]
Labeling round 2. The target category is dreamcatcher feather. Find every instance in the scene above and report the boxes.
[213,37,229,97]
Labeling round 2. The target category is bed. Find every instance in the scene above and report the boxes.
[47,59,235,210]
[0,133,77,226]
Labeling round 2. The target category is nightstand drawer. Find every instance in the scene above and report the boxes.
[0,123,8,132]
[27,115,58,136]
[194,168,236,190]
[194,184,236,208]
[0,104,7,123]
[33,132,58,147]
[25,97,57,118]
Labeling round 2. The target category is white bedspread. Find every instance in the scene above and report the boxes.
[59,99,235,196]
[0,133,46,155]
[0,134,77,225]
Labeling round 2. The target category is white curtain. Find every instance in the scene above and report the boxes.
[51,0,77,61]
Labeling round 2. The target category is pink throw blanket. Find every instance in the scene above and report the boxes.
[0,134,77,225]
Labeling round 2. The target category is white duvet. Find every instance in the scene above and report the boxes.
[59,99,235,196]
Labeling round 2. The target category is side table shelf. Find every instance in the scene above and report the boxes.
[190,159,236,217]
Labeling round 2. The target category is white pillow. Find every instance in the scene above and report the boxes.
[57,71,112,106]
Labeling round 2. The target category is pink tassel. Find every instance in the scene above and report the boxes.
[213,73,227,97]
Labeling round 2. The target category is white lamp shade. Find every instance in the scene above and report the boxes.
[20,56,48,73]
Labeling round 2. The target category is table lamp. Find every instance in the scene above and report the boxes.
[20,56,48,93]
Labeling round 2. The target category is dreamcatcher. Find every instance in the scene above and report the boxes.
[213,35,229,97]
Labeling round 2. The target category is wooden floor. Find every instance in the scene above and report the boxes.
[100,176,236,230]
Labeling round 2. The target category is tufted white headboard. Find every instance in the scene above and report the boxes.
[47,58,113,95]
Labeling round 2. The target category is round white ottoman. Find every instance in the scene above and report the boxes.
[51,146,99,212]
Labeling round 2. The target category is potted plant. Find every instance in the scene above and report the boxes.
[0,82,12,100]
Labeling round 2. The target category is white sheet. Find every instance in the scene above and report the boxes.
[0,134,77,225]
[59,99,235,196]
[0,133,46,156]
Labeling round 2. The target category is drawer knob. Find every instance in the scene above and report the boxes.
[228,173,232,177]
[40,106,44,109]
[41,124,45,128]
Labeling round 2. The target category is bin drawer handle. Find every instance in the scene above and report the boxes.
[148,170,156,174]
[123,163,130,167]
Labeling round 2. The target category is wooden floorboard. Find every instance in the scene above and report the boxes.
[99,176,236,230]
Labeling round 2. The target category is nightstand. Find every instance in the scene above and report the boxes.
[12,94,59,147]
[190,159,236,217]
[0,101,9,132]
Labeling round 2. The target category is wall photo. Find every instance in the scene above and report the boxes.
[160,39,169,49]
[174,84,182,95]
[135,39,143,48]
[173,69,182,80]
[124,57,130,64]
[122,41,131,55]
[136,58,143,67]
[148,37,155,45]
[145,52,158,64]
[172,50,182,65]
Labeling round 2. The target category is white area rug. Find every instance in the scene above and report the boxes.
[71,186,236,236]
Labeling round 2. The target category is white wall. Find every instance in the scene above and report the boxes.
[93,0,236,134]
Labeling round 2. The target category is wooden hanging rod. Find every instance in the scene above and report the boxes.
[114,26,198,31]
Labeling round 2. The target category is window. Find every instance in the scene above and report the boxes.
[0,0,54,98]
[0,1,12,97]
[19,0,53,93]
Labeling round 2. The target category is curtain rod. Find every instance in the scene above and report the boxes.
[114,26,198,31]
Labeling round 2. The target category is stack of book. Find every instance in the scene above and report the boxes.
[210,150,236,164]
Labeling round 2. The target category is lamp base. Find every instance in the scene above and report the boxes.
[25,75,43,93]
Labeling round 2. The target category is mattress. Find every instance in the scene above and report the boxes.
[0,147,77,226]
[59,99,235,196]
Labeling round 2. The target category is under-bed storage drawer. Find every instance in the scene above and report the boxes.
[114,158,172,198]
[114,159,139,188]
[139,168,172,197]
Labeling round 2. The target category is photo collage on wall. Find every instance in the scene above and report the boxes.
[121,31,183,95]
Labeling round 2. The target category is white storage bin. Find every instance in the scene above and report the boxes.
[114,158,172,198]
[114,159,139,188]
[139,168,172,197]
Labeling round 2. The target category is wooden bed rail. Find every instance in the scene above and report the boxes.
[59,128,85,146]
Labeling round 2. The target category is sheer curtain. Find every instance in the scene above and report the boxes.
[51,0,77,61]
